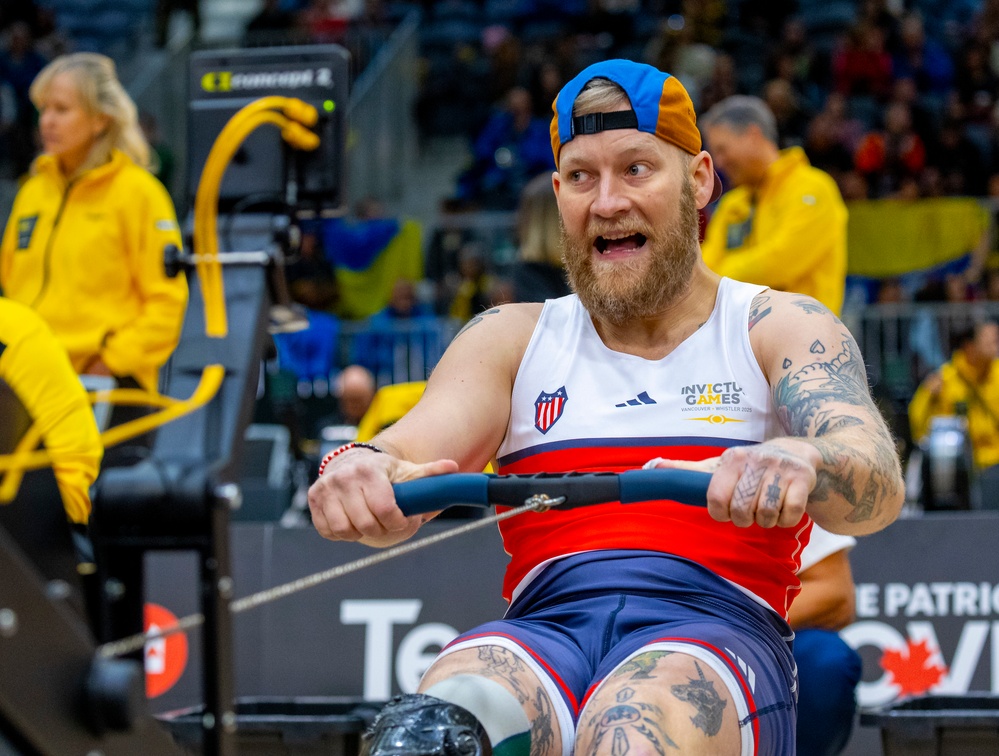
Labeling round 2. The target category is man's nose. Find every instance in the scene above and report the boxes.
[590,175,631,217]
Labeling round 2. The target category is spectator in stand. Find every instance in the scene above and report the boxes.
[528,58,566,120]
[0,53,187,458]
[854,101,926,197]
[832,22,894,101]
[837,169,871,201]
[0,22,48,178]
[857,0,901,48]
[701,95,849,314]
[891,12,954,99]
[30,7,70,62]
[766,16,825,108]
[454,85,555,210]
[285,229,339,312]
[888,76,937,147]
[482,27,525,108]
[910,320,999,472]
[955,43,998,131]
[447,243,495,322]
[354,278,444,386]
[508,173,570,303]
[333,364,376,428]
[698,52,738,112]
[804,93,863,178]
[762,78,810,148]
[927,118,987,196]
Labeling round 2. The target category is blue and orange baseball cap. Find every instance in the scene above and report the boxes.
[550,59,722,201]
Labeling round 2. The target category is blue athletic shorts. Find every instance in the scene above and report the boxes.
[438,550,797,756]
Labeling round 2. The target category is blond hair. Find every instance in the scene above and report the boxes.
[572,76,630,117]
[30,52,150,174]
[517,173,562,266]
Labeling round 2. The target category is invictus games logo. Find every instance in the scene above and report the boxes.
[200,67,335,93]
[681,381,744,406]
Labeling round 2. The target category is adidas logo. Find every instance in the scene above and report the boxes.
[615,391,657,408]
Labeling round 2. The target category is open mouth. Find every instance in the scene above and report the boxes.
[595,233,647,254]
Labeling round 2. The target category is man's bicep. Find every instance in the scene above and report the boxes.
[378,306,533,469]
[760,296,881,439]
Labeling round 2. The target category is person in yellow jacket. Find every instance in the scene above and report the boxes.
[909,320,999,470]
[0,297,103,524]
[0,52,187,395]
[700,95,848,315]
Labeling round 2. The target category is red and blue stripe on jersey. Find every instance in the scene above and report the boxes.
[497,436,810,619]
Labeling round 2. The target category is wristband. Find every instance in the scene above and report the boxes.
[318,441,385,476]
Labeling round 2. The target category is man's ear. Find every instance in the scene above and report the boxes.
[690,151,716,209]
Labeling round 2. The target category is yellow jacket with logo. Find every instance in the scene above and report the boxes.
[701,147,848,314]
[0,150,187,391]
[909,351,999,469]
[0,298,103,523]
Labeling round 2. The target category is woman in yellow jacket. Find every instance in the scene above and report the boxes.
[0,53,187,396]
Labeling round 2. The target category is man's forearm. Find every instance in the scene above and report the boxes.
[808,430,904,535]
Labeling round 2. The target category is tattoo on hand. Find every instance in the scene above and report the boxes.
[765,473,782,506]
[733,465,765,508]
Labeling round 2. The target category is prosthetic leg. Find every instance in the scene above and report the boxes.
[363,694,491,756]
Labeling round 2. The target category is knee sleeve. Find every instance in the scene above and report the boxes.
[425,675,531,756]
[363,693,490,756]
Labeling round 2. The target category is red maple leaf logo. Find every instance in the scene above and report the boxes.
[881,638,948,696]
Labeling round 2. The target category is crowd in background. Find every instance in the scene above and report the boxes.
[6,0,999,499]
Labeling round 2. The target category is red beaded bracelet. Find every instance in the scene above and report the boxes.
[318,442,385,476]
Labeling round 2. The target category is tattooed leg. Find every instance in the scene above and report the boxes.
[576,650,741,756]
[419,646,562,756]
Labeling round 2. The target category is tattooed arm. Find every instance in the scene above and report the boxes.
[656,292,903,535]
[741,292,904,535]
[308,303,542,545]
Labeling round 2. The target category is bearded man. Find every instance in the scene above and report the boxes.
[308,60,904,756]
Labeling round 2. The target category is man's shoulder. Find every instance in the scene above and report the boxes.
[747,290,842,343]
[450,301,545,348]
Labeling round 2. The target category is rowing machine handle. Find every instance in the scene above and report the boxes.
[392,468,712,516]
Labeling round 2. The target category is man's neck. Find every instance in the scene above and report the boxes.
[590,266,721,360]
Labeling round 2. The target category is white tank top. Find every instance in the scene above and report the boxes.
[495,278,810,617]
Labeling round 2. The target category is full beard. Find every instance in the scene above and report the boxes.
[561,177,701,326]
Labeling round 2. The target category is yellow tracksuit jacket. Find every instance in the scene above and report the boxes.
[0,297,103,523]
[701,147,848,315]
[0,150,188,391]
[909,351,999,470]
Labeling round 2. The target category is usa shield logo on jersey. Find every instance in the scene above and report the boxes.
[534,386,567,434]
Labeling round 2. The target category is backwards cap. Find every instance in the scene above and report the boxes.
[550,59,722,202]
